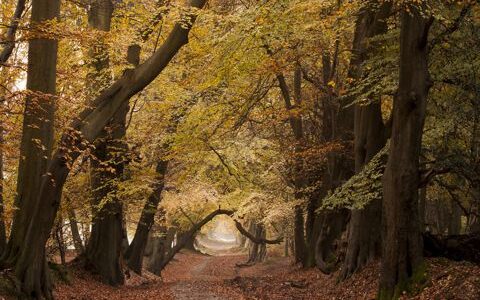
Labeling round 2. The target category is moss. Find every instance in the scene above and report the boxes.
[48,262,71,284]
[377,263,429,300]
[377,287,394,300]
[0,273,18,299]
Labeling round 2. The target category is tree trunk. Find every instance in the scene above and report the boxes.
[2,0,59,268]
[83,0,127,286]
[448,200,462,235]
[418,187,426,232]
[0,119,6,254]
[85,101,129,286]
[378,5,432,299]
[67,207,85,255]
[423,232,480,264]
[315,209,348,273]
[242,223,267,265]
[146,226,174,276]
[294,206,307,264]
[314,47,354,274]
[305,192,322,267]
[1,1,60,298]
[54,219,66,265]
[125,160,169,274]
[12,1,207,297]
[340,0,391,280]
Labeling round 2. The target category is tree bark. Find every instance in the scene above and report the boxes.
[12,1,207,297]
[82,0,128,286]
[314,45,354,274]
[239,223,267,266]
[423,232,480,264]
[54,218,66,265]
[378,4,432,299]
[315,209,348,273]
[294,206,307,264]
[67,206,85,255]
[85,103,129,286]
[341,1,391,280]
[2,0,60,270]
[126,160,169,274]
[146,226,174,276]
[270,63,307,265]
[0,118,6,254]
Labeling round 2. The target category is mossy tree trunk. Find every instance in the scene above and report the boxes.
[314,46,354,274]
[378,4,432,299]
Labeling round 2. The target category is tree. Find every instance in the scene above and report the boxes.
[341,0,391,280]
[82,0,127,286]
[379,3,433,299]
[0,1,60,296]
[125,159,169,274]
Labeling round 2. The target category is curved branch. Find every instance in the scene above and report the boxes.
[233,220,283,245]
[159,209,234,270]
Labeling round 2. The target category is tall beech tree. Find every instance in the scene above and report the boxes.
[1,0,60,273]
[11,0,208,297]
[341,0,391,280]
[379,3,433,299]
[82,0,128,286]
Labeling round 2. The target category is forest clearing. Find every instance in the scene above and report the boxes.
[0,0,480,299]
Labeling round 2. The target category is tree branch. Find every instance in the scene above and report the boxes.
[233,220,283,244]
[429,3,475,52]
[0,0,27,67]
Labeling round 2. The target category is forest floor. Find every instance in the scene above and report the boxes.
[1,250,478,299]
[51,250,480,299]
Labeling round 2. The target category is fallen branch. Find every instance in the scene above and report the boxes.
[423,232,480,264]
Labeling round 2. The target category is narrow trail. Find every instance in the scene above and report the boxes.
[163,251,244,300]
[169,256,223,300]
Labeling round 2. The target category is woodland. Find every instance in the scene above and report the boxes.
[0,0,479,299]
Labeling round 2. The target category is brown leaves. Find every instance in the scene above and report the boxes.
[51,252,480,300]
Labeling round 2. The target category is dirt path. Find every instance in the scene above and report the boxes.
[163,252,244,300]
[169,256,223,300]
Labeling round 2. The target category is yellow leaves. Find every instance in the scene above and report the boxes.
[327,80,336,88]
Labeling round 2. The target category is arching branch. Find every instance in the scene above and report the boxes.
[156,208,283,272]
[159,209,234,270]
[233,220,283,245]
